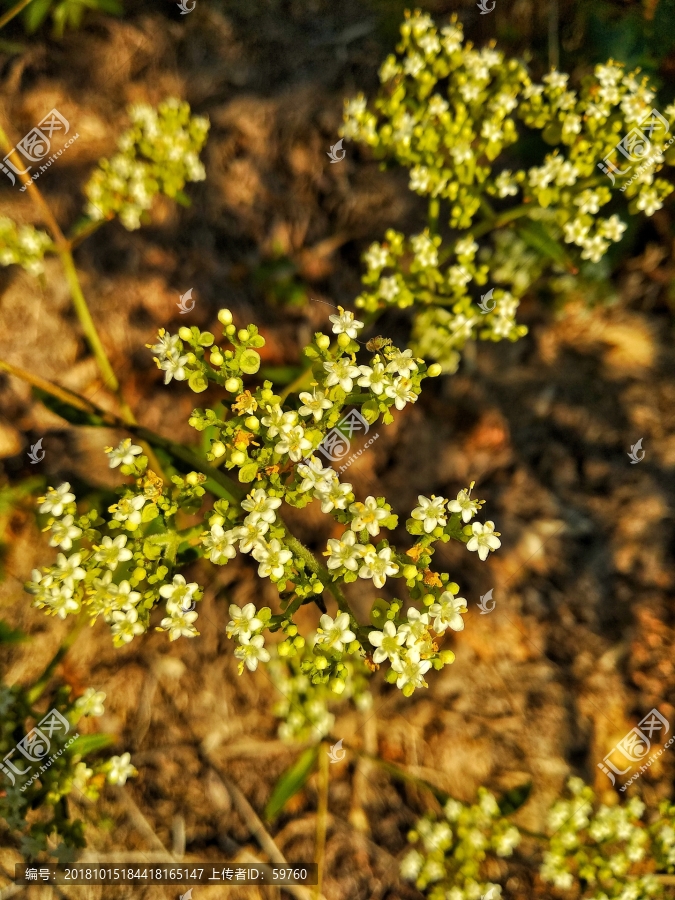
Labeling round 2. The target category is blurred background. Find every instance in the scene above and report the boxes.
[1,0,675,897]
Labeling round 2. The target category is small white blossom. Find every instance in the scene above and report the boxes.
[297,457,336,493]
[75,687,106,718]
[349,496,389,536]
[227,603,263,640]
[94,535,133,571]
[234,633,270,671]
[385,348,418,377]
[49,515,82,550]
[39,483,75,517]
[391,650,431,694]
[447,488,481,523]
[241,488,282,524]
[235,519,269,553]
[357,361,390,395]
[328,306,364,339]
[323,358,361,392]
[111,607,145,644]
[105,439,143,468]
[429,591,467,633]
[106,752,137,785]
[316,480,352,513]
[385,376,417,410]
[325,530,365,572]
[359,546,399,589]
[315,612,355,652]
[203,524,238,564]
[159,574,199,613]
[275,425,313,462]
[411,495,447,533]
[261,405,298,437]
[298,389,333,422]
[368,620,406,665]
[159,350,189,384]
[466,521,501,560]
[54,552,86,588]
[251,538,292,580]
[364,243,390,271]
[111,494,146,529]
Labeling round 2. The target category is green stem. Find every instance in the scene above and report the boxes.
[283,531,356,624]
[470,203,534,239]
[26,613,88,705]
[0,0,34,30]
[427,197,440,235]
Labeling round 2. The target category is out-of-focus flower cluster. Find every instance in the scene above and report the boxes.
[400,788,520,900]
[0,217,52,276]
[0,680,135,860]
[27,307,502,696]
[402,777,675,900]
[84,98,209,230]
[541,777,675,898]
[269,642,372,742]
[342,10,675,369]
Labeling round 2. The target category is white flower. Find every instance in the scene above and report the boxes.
[357,362,390,395]
[227,603,263,640]
[241,488,282,524]
[149,329,181,360]
[398,608,430,648]
[298,390,333,422]
[427,94,449,117]
[159,574,199,613]
[111,607,145,644]
[159,350,189,384]
[234,633,270,671]
[379,275,401,301]
[316,480,352,513]
[574,190,602,215]
[364,243,390,271]
[159,608,199,641]
[598,214,627,242]
[580,234,610,263]
[384,376,417,411]
[323,358,361,392]
[315,612,355,652]
[447,488,481,523]
[563,217,590,245]
[297,457,335,493]
[235,519,269,553]
[46,585,80,619]
[430,591,467,633]
[75,687,106,717]
[106,752,137,785]
[54,552,86,588]
[39,483,75,517]
[447,264,472,289]
[349,496,389,536]
[105,439,143,468]
[636,187,663,216]
[543,70,568,90]
[275,425,313,462]
[368,620,405,665]
[385,348,418,377]
[410,233,438,268]
[325,530,365,571]
[466,521,501,560]
[261,404,298,437]
[329,306,364,339]
[49,515,82,550]
[251,538,292,580]
[391,650,431,694]
[111,494,146,529]
[358,546,399,588]
[203,524,238,564]
[94,535,133,571]
[411,495,447,533]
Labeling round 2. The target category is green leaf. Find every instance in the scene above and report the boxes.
[516,222,569,268]
[360,399,380,425]
[33,389,104,427]
[24,0,53,32]
[264,745,319,821]
[66,733,115,756]
[0,620,27,644]
[498,781,532,816]
[238,462,258,483]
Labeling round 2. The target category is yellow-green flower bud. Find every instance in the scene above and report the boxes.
[402,564,418,580]
[133,567,146,581]
[278,640,290,657]
[178,326,192,341]
[316,334,330,351]
[231,449,246,466]
[225,377,240,393]
[286,624,298,636]
[312,581,324,594]
[211,441,226,458]
[244,416,260,431]
[186,472,200,485]
[218,309,233,325]
[330,678,346,695]
[337,332,351,349]
[238,328,249,342]
[315,655,328,670]
[225,324,236,336]
[293,636,305,649]
[427,363,442,377]
[210,349,224,366]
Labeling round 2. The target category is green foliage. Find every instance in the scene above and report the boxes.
[342,9,675,369]
[6,0,123,37]
[264,745,319,822]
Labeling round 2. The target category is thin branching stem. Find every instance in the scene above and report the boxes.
[0,0,34,30]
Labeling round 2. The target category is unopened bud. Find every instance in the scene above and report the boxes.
[211,441,226,458]
[178,326,192,341]
[225,377,240,393]
[316,334,330,351]
[210,350,224,366]
[337,332,351,349]
[231,450,247,466]
[218,309,233,325]
[238,328,249,342]
[427,363,442,377]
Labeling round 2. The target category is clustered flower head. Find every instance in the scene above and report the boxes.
[27,307,501,696]
[342,10,675,370]
[402,778,675,900]
[400,787,520,900]
[84,98,209,230]
[0,217,52,275]
[0,680,136,859]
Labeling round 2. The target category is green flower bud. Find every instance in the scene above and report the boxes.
[312,581,324,594]
[178,326,192,341]
[293,636,305,649]
[225,324,236,336]
[337,333,351,349]
[244,415,260,431]
[218,309,233,325]
[225,377,240,393]
[186,472,200,485]
[210,350,224,366]
[238,328,249,342]
[211,441,226,458]
[315,655,328,670]
[231,450,247,466]
[316,334,330,351]
[427,364,442,377]
[402,564,418,580]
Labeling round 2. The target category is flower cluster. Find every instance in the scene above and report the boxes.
[342,10,675,368]
[402,778,675,900]
[268,642,372,742]
[0,217,52,276]
[400,788,520,900]
[0,679,135,859]
[84,98,209,230]
[27,307,502,696]
[541,777,670,898]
